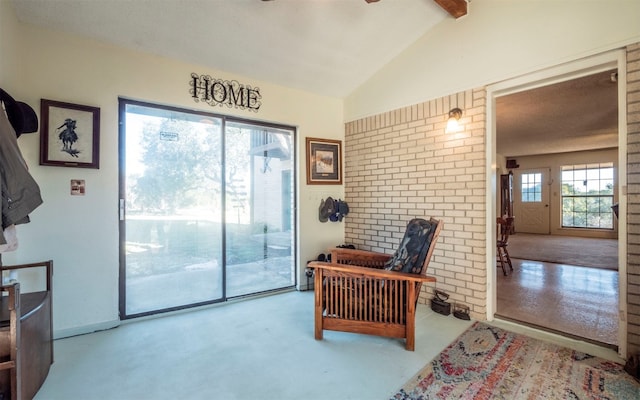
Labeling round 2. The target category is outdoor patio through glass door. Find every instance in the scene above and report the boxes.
[119,99,296,318]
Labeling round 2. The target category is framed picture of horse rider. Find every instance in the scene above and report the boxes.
[40,99,100,169]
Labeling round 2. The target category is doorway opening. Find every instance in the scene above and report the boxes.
[487,50,627,356]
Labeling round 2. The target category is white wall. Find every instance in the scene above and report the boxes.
[1,1,345,337]
[346,0,640,121]
[0,0,20,89]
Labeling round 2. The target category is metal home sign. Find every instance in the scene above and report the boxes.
[189,73,262,112]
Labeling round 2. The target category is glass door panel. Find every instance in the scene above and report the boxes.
[121,101,223,316]
[224,121,295,297]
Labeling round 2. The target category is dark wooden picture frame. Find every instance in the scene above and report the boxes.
[40,99,100,169]
[306,137,342,185]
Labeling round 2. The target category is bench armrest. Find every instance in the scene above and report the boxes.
[307,261,436,283]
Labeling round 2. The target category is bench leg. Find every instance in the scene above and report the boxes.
[314,270,324,340]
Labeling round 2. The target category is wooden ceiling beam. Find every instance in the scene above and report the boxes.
[433,0,467,19]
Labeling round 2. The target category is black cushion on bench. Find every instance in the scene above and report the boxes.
[384,218,437,274]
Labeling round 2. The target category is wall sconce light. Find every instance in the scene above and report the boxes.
[446,107,463,133]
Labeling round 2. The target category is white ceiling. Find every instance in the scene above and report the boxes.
[11,0,619,156]
[496,70,619,158]
[11,0,450,98]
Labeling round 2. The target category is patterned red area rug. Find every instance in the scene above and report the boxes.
[392,322,640,399]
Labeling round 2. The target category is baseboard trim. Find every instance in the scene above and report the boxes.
[53,319,121,340]
[491,317,621,362]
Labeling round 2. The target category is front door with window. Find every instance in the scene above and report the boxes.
[514,169,550,234]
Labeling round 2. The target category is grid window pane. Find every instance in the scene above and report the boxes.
[521,173,542,203]
[561,163,614,229]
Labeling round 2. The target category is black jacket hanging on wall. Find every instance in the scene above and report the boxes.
[0,88,42,246]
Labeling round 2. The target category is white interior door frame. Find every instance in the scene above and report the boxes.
[485,49,627,358]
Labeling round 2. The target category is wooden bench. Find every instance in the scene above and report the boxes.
[0,261,53,400]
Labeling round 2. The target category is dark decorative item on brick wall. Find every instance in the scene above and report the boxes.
[40,99,100,169]
[306,137,342,185]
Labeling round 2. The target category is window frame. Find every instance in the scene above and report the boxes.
[560,162,615,230]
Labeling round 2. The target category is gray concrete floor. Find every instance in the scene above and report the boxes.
[35,290,619,400]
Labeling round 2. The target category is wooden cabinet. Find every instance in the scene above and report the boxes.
[0,261,53,400]
[500,173,513,218]
[500,173,515,233]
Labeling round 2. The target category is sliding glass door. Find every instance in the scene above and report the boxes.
[224,121,295,297]
[119,100,295,318]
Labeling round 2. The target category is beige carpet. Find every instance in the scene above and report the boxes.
[507,233,618,270]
